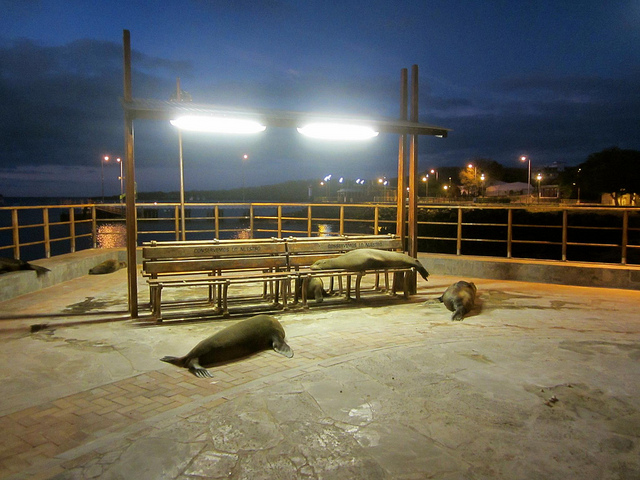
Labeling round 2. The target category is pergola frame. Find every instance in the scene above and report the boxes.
[121,30,449,317]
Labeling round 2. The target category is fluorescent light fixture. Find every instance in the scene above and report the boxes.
[170,116,266,134]
[297,123,379,140]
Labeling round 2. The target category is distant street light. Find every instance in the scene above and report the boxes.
[430,168,438,180]
[480,173,486,196]
[101,155,109,202]
[422,174,429,197]
[520,156,532,201]
[116,157,123,203]
[242,154,248,202]
[536,173,542,201]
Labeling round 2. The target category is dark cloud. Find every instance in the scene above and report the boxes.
[0,38,188,171]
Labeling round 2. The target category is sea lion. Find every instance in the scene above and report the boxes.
[0,257,50,276]
[438,281,477,321]
[299,277,327,303]
[311,248,429,281]
[89,259,126,274]
[160,314,294,378]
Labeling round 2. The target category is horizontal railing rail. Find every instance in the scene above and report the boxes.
[1,202,638,265]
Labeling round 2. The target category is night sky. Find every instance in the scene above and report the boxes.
[1,0,639,198]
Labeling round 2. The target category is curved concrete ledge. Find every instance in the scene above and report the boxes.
[0,248,128,302]
[421,253,640,290]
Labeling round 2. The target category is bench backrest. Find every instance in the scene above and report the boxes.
[143,241,288,276]
[286,235,403,269]
[142,235,404,275]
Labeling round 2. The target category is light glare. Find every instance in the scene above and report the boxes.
[170,116,266,134]
[297,123,379,140]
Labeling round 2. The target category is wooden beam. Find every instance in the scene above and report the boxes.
[396,68,408,243]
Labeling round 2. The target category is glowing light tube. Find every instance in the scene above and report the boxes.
[170,116,266,134]
[297,123,379,140]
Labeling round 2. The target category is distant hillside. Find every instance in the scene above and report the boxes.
[137,179,316,203]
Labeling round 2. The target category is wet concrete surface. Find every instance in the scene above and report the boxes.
[0,268,639,479]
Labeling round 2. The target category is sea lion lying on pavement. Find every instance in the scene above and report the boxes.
[160,314,294,378]
[89,259,126,274]
[439,281,477,321]
[310,248,429,281]
[0,257,50,276]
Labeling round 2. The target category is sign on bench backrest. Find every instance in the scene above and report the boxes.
[143,242,287,260]
[286,238,402,254]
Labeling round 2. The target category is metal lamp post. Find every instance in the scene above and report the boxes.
[101,155,109,202]
[422,174,429,197]
[116,157,123,203]
[242,154,248,202]
[536,173,542,201]
[520,156,531,201]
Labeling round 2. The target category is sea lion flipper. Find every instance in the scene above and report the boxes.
[452,307,466,321]
[272,338,294,358]
[188,359,213,378]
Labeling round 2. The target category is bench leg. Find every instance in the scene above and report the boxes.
[152,285,163,322]
[301,275,309,309]
[345,275,351,300]
[222,281,230,317]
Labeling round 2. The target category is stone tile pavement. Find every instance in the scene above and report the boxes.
[0,268,639,479]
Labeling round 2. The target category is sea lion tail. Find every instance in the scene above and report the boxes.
[414,262,429,281]
[160,355,187,367]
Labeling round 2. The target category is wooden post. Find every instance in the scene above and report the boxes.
[507,209,513,258]
[69,207,76,253]
[562,210,568,261]
[43,208,51,258]
[622,210,628,265]
[407,65,419,294]
[396,68,408,246]
[123,29,138,318]
[408,65,419,258]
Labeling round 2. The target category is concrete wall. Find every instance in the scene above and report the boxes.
[0,249,128,303]
[420,253,640,291]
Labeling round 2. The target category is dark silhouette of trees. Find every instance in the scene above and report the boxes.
[576,147,640,205]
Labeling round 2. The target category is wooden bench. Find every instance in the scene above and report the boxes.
[285,234,415,307]
[142,234,420,320]
[142,238,292,320]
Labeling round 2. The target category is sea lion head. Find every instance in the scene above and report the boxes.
[310,258,331,270]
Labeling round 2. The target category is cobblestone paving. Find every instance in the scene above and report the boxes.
[1,271,639,479]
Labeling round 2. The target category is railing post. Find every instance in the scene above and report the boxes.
[174,206,180,241]
[43,208,51,258]
[307,206,312,237]
[374,206,379,235]
[507,209,513,258]
[250,204,255,239]
[69,207,76,253]
[339,205,345,236]
[456,207,462,255]
[562,210,568,261]
[11,209,19,259]
[91,206,97,248]
[622,209,628,265]
[277,205,283,237]
[214,205,220,239]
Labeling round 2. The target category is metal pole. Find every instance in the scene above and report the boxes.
[408,65,419,259]
[101,157,105,202]
[123,29,138,318]
[396,68,408,244]
[177,78,186,241]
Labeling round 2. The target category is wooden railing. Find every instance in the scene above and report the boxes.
[1,202,638,265]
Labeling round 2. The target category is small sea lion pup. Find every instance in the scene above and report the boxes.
[89,259,126,274]
[0,257,50,276]
[161,314,294,378]
[311,248,429,281]
[439,281,477,321]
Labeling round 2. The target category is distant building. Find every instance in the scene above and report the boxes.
[485,182,531,197]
